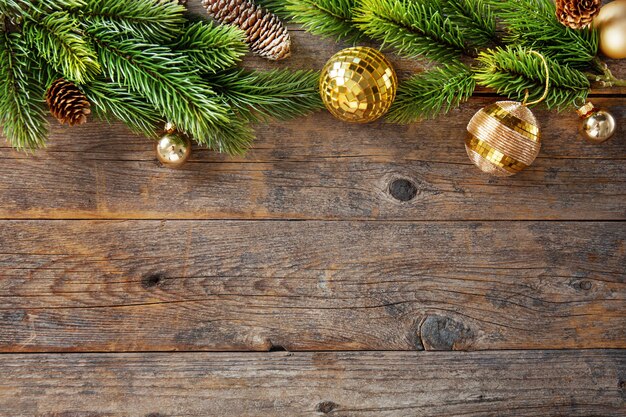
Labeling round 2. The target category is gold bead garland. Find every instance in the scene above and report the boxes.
[319,47,397,123]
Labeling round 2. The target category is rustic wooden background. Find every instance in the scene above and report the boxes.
[1,1,625,415]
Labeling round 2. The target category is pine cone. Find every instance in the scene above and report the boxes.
[202,0,291,61]
[556,0,602,30]
[46,79,91,126]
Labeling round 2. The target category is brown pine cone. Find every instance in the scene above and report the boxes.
[202,0,291,61]
[556,0,602,30]
[46,79,91,126]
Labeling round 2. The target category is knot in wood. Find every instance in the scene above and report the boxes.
[316,401,338,414]
[420,315,475,351]
[389,178,418,202]
[142,273,165,289]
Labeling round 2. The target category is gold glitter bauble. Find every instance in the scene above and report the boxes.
[577,102,617,144]
[594,0,626,59]
[320,47,397,123]
[466,101,541,177]
[156,133,192,168]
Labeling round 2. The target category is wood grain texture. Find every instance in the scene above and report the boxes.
[0,95,624,221]
[1,220,623,352]
[1,351,625,417]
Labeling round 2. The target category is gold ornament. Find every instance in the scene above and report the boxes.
[466,101,542,177]
[156,132,192,168]
[594,0,626,59]
[466,51,549,177]
[320,47,397,123]
[577,102,617,144]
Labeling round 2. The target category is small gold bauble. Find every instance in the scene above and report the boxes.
[594,0,626,59]
[466,101,541,177]
[577,102,617,144]
[156,133,192,168]
[320,47,398,123]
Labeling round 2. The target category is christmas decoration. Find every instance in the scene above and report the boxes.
[202,0,291,61]
[556,0,602,30]
[46,79,91,126]
[258,0,625,177]
[261,0,626,122]
[0,0,321,152]
[594,0,626,59]
[466,50,548,177]
[577,102,617,144]
[156,126,192,168]
[319,47,397,123]
[466,101,541,177]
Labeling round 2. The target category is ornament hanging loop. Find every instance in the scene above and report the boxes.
[522,50,550,107]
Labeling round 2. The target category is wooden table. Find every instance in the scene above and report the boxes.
[2,3,625,415]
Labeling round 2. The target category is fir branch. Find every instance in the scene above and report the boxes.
[207,69,323,123]
[90,28,252,154]
[0,30,48,149]
[268,0,362,42]
[435,0,497,48]
[252,0,293,20]
[172,21,247,74]
[80,0,186,43]
[387,63,475,123]
[22,11,100,83]
[475,46,590,110]
[354,0,466,63]
[487,0,597,70]
[0,0,84,16]
[82,79,161,138]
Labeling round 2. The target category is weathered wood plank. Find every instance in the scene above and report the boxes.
[0,220,623,352]
[0,95,624,220]
[1,351,624,417]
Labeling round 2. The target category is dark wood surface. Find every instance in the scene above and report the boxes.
[0,2,625,415]
[2,351,625,416]
[1,220,624,352]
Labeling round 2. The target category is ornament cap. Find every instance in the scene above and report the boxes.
[576,102,597,118]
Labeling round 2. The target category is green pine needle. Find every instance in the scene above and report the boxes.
[91,28,258,154]
[487,0,598,70]
[83,79,161,139]
[0,0,85,16]
[22,11,100,83]
[279,0,362,42]
[207,69,323,123]
[252,0,293,20]
[80,0,186,43]
[475,46,590,110]
[0,30,48,150]
[434,0,497,49]
[173,21,248,74]
[388,63,476,123]
[355,0,467,63]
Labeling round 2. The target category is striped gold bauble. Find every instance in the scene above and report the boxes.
[465,101,541,177]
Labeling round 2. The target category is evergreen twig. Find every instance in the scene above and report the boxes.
[172,21,247,74]
[22,11,100,83]
[388,63,475,123]
[82,79,161,138]
[207,69,323,123]
[434,0,498,49]
[354,0,467,63]
[486,0,598,70]
[79,0,186,43]
[475,46,590,110]
[0,30,48,149]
